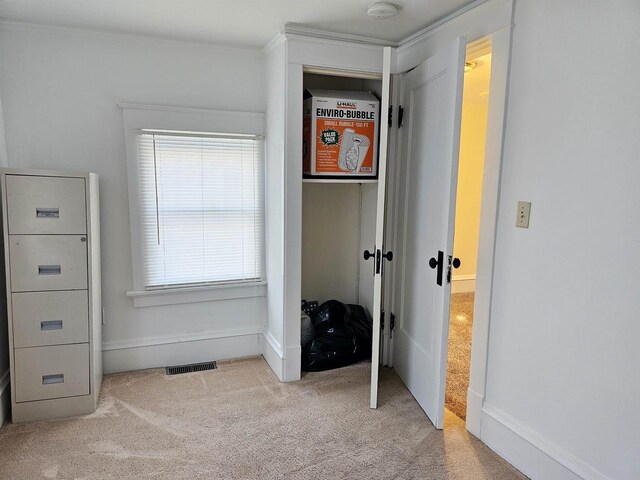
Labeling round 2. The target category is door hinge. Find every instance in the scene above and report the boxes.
[380,310,385,330]
[398,106,404,127]
[390,313,395,338]
[388,105,393,127]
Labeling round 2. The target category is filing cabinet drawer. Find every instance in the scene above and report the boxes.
[9,235,88,292]
[6,175,87,234]
[12,291,89,348]
[14,343,89,403]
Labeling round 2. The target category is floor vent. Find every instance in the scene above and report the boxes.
[165,361,217,376]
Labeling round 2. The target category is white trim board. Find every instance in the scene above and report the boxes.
[119,103,265,136]
[126,282,267,308]
[262,331,284,381]
[262,327,303,383]
[451,274,476,293]
[0,370,10,427]
[282,24,392,47]
[283,345,302,382]
[103,326,265,352]
[103,329,263,373]
[480,405,610,480]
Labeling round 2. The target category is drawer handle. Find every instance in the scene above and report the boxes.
[36,207,60,218]
[40,320,63,331]
[42,374,64,385]
[38,265,61,275]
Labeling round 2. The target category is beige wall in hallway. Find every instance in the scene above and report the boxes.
[452,53,491,280]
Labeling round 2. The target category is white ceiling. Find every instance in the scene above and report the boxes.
[0,0,479,49]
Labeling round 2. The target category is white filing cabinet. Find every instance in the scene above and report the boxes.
[1,169,102,423]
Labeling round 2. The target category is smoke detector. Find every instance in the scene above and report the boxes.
[367,2,398,19]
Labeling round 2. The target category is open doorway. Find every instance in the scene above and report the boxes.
[445,43,492,423]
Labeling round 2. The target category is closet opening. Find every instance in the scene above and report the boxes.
[300,68,384,376]
[445,43,492,424]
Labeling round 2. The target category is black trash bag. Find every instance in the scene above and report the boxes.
[302,300,373,372]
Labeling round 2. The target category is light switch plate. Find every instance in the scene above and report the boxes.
[516,201,531,228]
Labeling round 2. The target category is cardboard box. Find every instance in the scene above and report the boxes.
[303,89,379,177]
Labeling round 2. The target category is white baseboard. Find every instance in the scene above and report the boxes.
[262,332,301,382]
[480,404,610,480]
[465,388,484,437]
[262,331,284,381]
[0,370,10,427]
[103,328,264,374]
[452,274,476,293]
[283,345,301,382]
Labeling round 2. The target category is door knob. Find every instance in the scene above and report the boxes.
[429,250,444,286]
[382,251,393,262]
[363,250,374,260]
[452,257,461,269]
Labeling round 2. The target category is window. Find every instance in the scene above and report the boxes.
[137,131,263,290]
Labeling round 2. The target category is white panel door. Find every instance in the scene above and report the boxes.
[369,46,392,409]
[393,37,466,428]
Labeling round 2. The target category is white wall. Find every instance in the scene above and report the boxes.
[0,23,267,373]
[484,1,640,479]
[300,182,377,316]
[301,183,361,305]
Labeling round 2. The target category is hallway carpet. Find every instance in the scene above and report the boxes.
[0,356,524,479]
[446,292,475,421]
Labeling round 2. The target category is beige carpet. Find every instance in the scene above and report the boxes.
[0,356,525,480]
[446,292,475,421]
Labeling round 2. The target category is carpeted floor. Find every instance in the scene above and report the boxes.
[446,292,475,421]
[0,356,525,480]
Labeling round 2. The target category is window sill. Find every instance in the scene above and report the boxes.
[126,281,267,308]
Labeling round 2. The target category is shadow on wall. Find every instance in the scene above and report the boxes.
[0,89,9,426]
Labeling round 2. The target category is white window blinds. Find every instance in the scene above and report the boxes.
[137,131,263,289]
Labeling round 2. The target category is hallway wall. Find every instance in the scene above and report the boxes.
[452,54,491,291]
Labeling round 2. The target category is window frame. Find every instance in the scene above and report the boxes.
[121,103,266,307]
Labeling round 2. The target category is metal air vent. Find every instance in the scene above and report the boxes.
[165,361,217,375]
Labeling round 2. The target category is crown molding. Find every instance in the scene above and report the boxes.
[282,23,396,47]
[398,0,490,52]
[261,31,286,56]
[266,2,492,54]
[0,19,263,58]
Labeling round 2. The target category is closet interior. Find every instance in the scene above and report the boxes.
[301,70,383,322]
